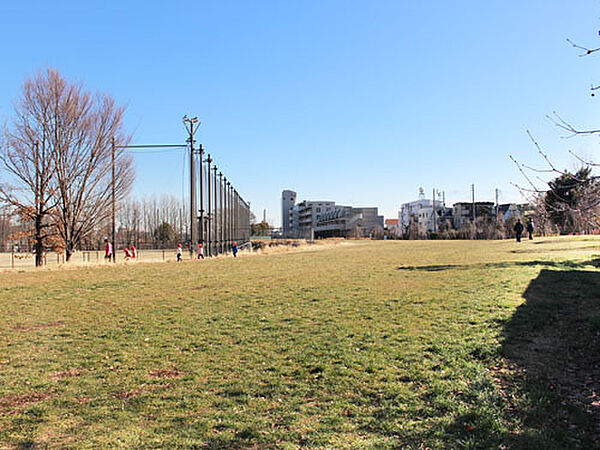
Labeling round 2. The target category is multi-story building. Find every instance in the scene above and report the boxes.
[399,189,443,234]
[314,206,384,238]
[497,203,521,221]
[385,218,400,238]
[294,200,336,237]
[281,190,383,239]
[281,190,296,236]
[452,202,495,229]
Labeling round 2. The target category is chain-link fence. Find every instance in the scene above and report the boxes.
[0,248,216,270]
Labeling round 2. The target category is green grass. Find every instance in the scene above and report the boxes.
[0,237,599,448]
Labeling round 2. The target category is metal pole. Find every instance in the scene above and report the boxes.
[234,190,238,243]
[495,188,499,221]
[179,208,183,244]
[199,144,204,248]
[227,181,231,252]
[112,138,116,263]
[34,141,41,267]
[432,188,436,234]
[223,177,228,253]
[219,172,224,254]
[189,121,196,258]
[207,154,212,257]
[213,165,218,255]
[471,184,475,222]
[471,183,476,239]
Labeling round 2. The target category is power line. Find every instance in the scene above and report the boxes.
[118,144,186,149]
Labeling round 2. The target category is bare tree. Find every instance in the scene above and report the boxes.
[1,69,134,262]
[48,71,134,260]
[509,29,600,233]
[0,71,62,266]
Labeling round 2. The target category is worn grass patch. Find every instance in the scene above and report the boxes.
[0,236,599,448]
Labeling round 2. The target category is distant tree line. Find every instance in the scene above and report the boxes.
[0,68,202,264]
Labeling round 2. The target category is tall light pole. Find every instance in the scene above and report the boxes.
[206,153,212,257]
[111,138,116,263]
[183,115,199,258]
[213,165,218,255]
[219,172,223,254]
[199,144,204,248]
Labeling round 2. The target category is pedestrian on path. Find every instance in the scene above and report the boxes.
[527,219,534,240]
[232,241,238,258]
[177,243,183,262]
[197,241,205,260]
[104,238,113,262]
[514,219,524,243]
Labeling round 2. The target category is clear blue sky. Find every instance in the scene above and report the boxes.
[1,1,599,226]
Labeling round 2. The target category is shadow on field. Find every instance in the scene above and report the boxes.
[396,260,586,272]
[446,269,600,448]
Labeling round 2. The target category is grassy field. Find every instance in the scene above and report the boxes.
[0,237,599,449]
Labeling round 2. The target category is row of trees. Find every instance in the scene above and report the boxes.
[514,33,600,233]
[0,193,198,254]
[530,166,599,235]
[402,214,526,240]
[0,68,133,264]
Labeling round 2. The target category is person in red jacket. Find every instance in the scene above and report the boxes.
[197,241,204,260]
[104,238,113,262]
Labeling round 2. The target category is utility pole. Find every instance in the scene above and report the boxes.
[199,144,204,248]
[219,172,224,254]
[432,188,436,233]
[111,138,116,263]
[471,183,476,238]
[495,188,499,221]
[471,184,475,222]
[34,141,41,266]
[179,208,183,242]
[227,181,231,251]
[183,116,199,258]
[213,165,218,255]
[207,153,212,257]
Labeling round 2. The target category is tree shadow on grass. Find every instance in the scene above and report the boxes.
[445,269,600,449]
[396,260,584,272]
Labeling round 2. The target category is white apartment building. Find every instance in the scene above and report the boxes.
[399,189,443,234]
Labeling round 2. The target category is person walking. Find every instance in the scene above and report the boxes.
[176,243,183,262]
[232,241,238,258]
[527,219,534,240]
[197,241,205,260]
[514,219,524,243]
[104,238,113,262]
[130,245,137,259]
